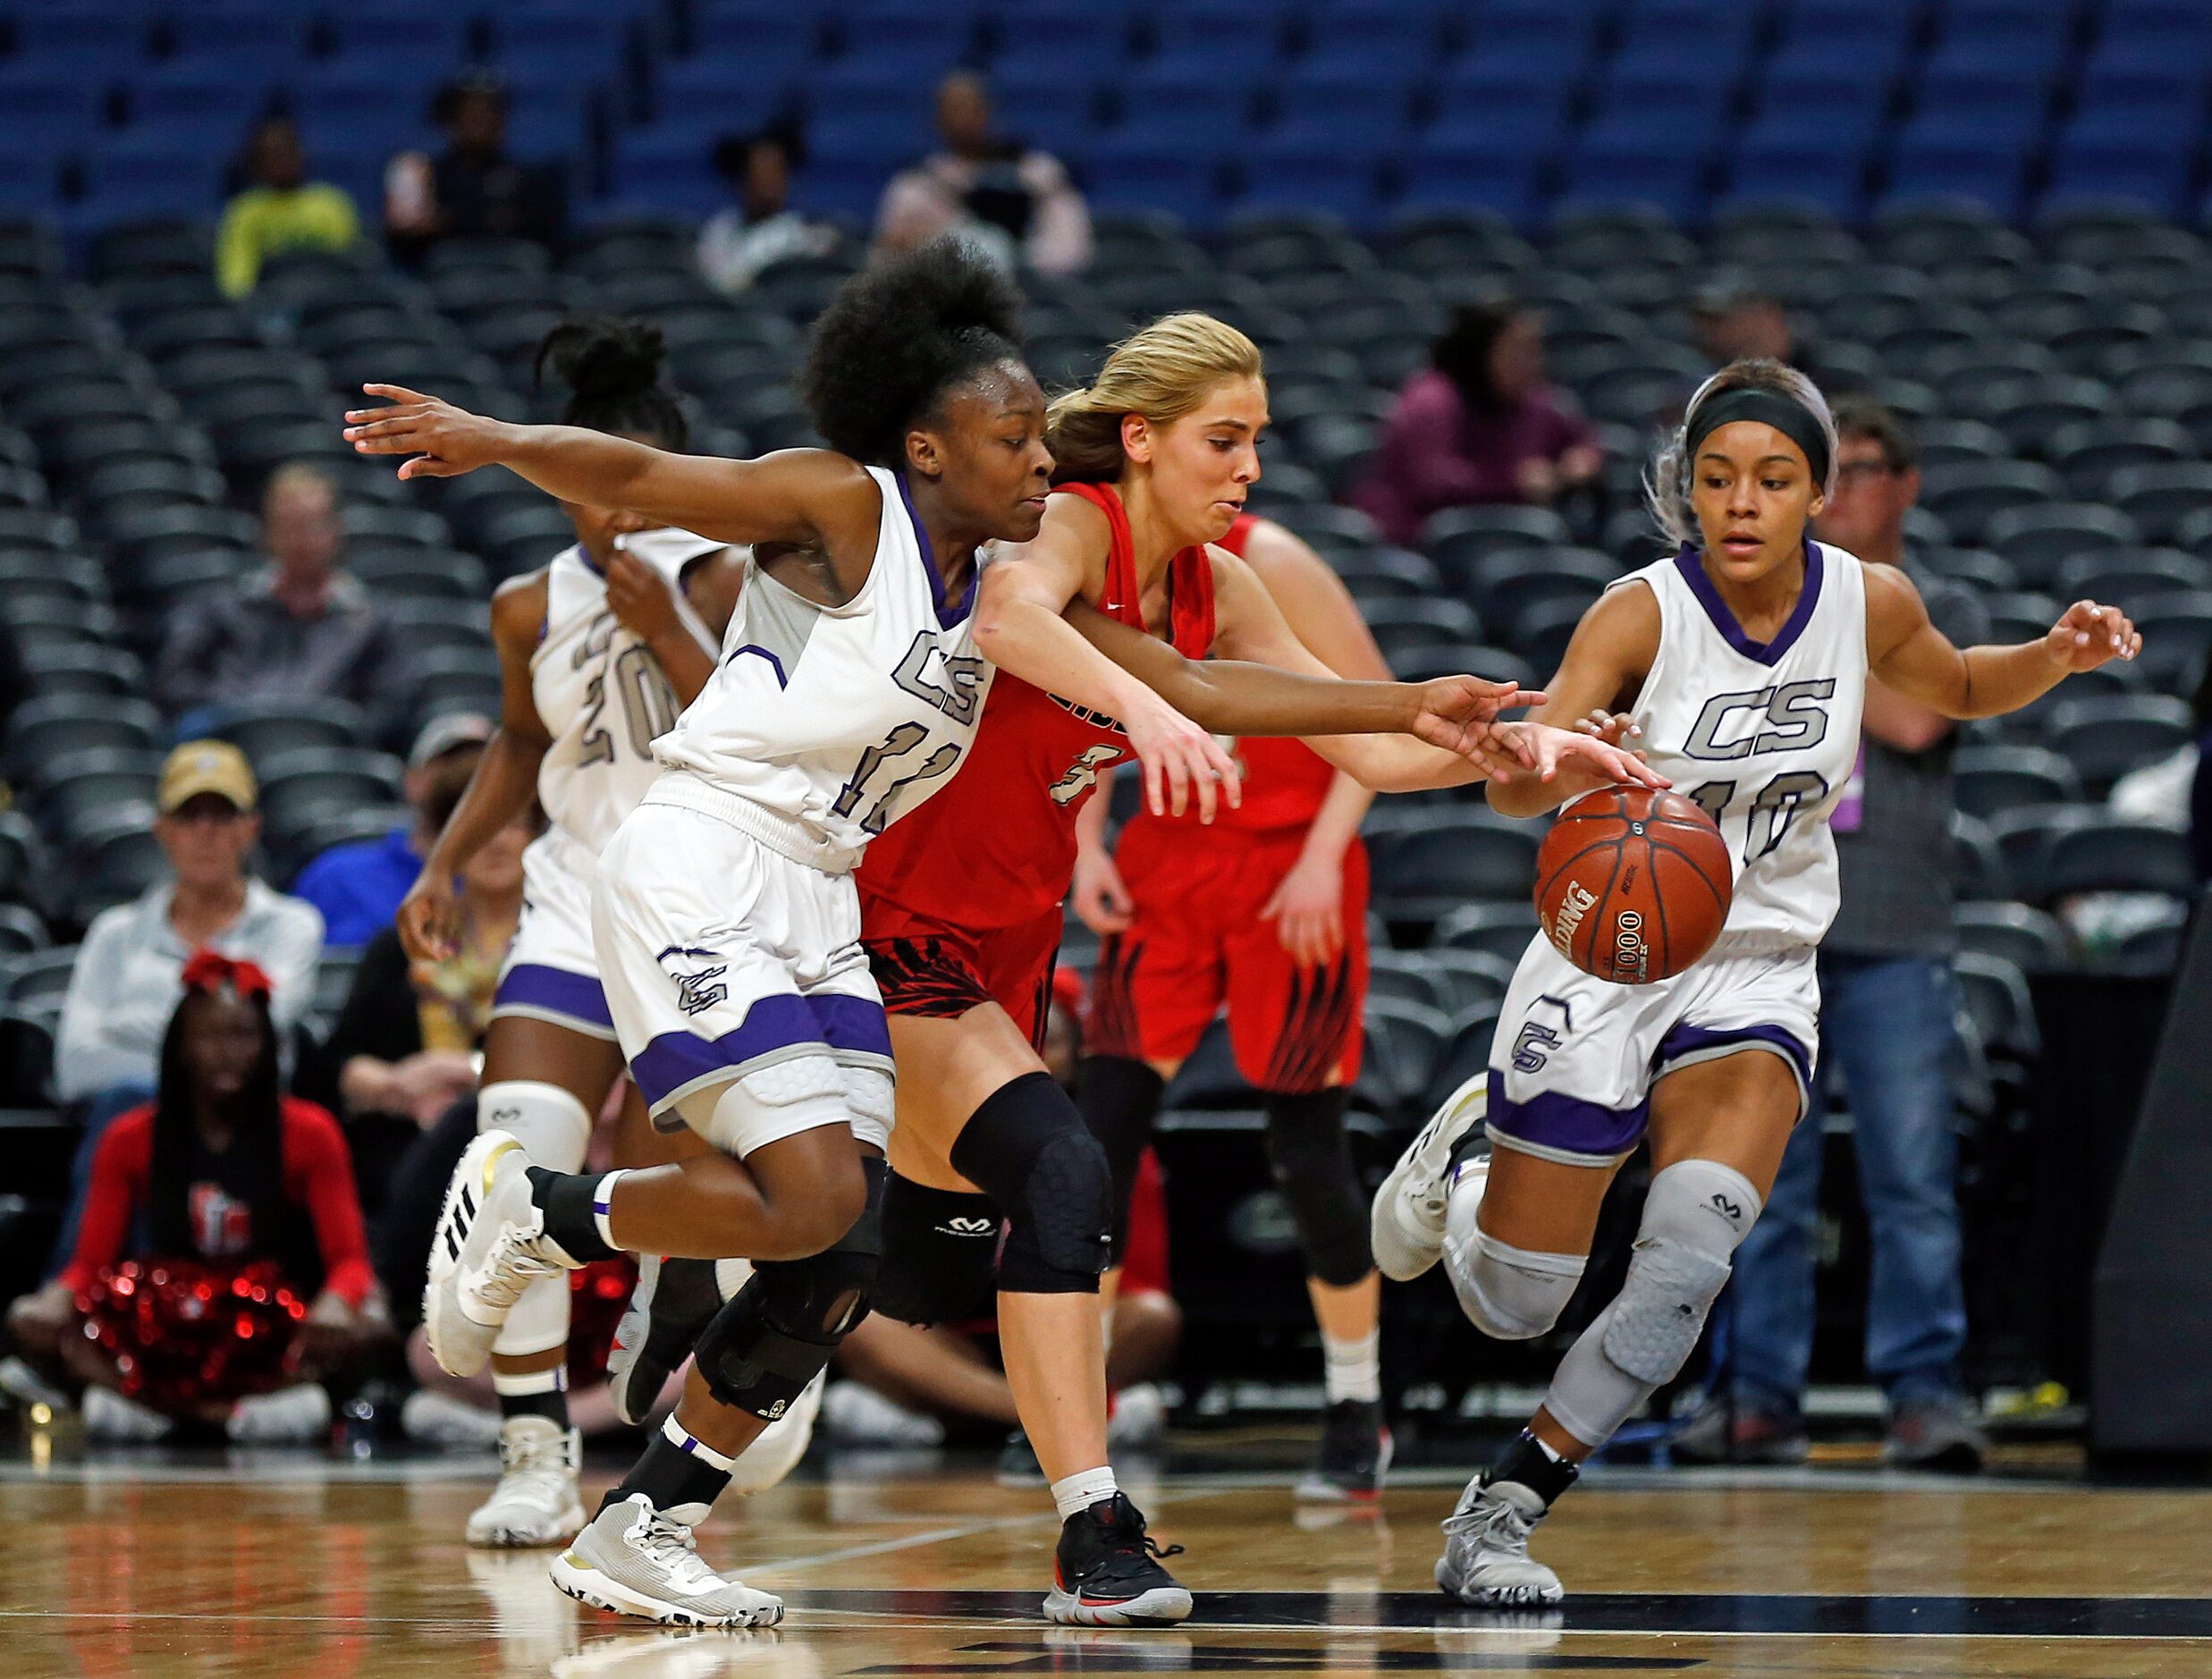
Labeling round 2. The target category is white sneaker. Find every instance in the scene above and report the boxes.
[469,1415,587,1548]
[227,1382,332,1444]
[83,1386,173,1442]
[427,1131,581,1379]
[1434,1476,1565,1607]
[821,1379,944,1447]
[550,1493,783,1627]
[1109,1382,1169,1447]
[0,1355,71,1415]
[1372,1073,1490,1281]
[727,1370,825,1494]
[401,1387,505,1449]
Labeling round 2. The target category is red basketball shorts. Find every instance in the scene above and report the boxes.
[1087,823,1368,1093]
[861,896,1065,1051]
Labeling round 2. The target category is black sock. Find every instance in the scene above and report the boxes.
[1483,1429,1581,1508]
[1076,1055,1166,1262]
[495,1383,570,1428]
[528,1167,621,1262]
[604,1428,732,1519]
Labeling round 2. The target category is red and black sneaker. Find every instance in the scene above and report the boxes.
[1296,1398,1394,1502]
[1043,1493,1193,1626]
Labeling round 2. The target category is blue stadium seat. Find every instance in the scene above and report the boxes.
[800,59,941,136]
[1117,59,1264,126]
[688,8,821,70]
[1085,131,1222,227]
[823,1,984,64]
[1265,72,1415,142]
[163,3,310,60]
[1582,81,1735,151]
[1914,47,2064,117]
[1882,122,2039,220]
[981,4,1132,66]
[322,4,474,63]
[974,71,1101,156]
[128,63,289,127]
[657,54,810,114]
[1438,13,1597,80]
[1724,133,1870,222]
[2045,114,2199,216]
[11,4,155,63]
[1298,4,1451,79]
[1431,57,1577,131]
[811,31,973,84]
[1147,1,1292,68]
[0,72,107,160]
[1934,0,2077,55]
[1602,40,1757,100]
[1231,155,1382,228]
[2073,51,2208,122]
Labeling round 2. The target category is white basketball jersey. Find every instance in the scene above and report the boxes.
[1618,542,1868,949]
[650,466,989,866]
[532,527,723,856]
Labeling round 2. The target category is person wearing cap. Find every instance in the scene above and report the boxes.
[49,740,325,1270]
[292,713,494,949]
[151,463,406,735]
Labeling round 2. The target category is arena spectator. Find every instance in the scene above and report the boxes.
[874,72,1092,276]
[215,115,360,299]
[384,72,568,264]
[1351,301,1602,545]
[698,121,839,296]
[300,792,536,1214]
[9,954,384,1443]
[152,463,404,733]
[292,713,494,949]
[1691,276,1802,368]
[1679,400,1991,1471]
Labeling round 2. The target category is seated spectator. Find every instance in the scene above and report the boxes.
[152,463,405,733]
[384,72,568,263]
[1691,275,1803,369]
[300,792,536,1213]
[699,120,839,295]
[874,71,1092,276]
[292,713,493,948]
[216,115,360,299]
[1350,301,1602,546]
[57,741,323,1123]
[8,954,385,1443]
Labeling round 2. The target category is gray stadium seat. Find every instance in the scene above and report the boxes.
[1368,812,1541,923]
[1953,899,2078,974]
[2045,694,2193,795]
[1433,900,1541,965]
[1952,744,2084,819]
[1954,950,2039,1059]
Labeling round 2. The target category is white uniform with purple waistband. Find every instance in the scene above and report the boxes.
[489,527,724,1040]
[591,467,988,1157]
[1486,541,1868,1168]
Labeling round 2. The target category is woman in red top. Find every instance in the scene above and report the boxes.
[6,952,384,1442]
[857,313,1656,1624]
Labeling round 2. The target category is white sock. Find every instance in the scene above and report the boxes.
[593,1170,627,1251]
[662,1413,738,1472]
[1051,1464,1119,1522]
[1323,1329,1382,1405]
[491,1365,567,1397]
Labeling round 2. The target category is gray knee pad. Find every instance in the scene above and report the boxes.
[1262,1089,1372,1287]
[872,1173,1001,1325]
[1452,1228,1586,1341]
[1601,1159,1762,1384]
[949,1071,1110,1295]
[694,1157,887,1420]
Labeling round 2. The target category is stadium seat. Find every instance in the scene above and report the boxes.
[1431,900,1541,966]
[1954,899,2080,974]
[1954,950,2039,1060]
[1361,996,1452,1116]
[215,700,370,770]
[1952,744,2084,820]
[1360,598,1483,660]
[1979,502,2140,587]
[2044,695,2194,796]
[1917,459,2064,546]
[2106,464,2212,544]
[1368,812,1540,924]
[2053,548,2208,604]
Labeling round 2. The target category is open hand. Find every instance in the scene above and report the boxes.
[1570,710,1643,751]
[1260,850,1346,966]
[1122,689,1242,822]
[343,384,511,480]
[1408,675,1541,781]
[2046,600,2141,673]
[1498,721,1670,789]
[1071,841,1135,936]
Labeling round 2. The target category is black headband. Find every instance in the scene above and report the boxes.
[1684,387,1830,486]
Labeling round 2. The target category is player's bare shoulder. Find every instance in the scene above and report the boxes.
[489,568,552,661]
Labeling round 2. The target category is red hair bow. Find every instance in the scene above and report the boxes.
[180,949,274,1000]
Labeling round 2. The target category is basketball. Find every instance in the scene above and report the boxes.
[1534,788,1733,985]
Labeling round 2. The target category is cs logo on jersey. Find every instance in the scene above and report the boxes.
[1512,1022,1562,1074]
[657,945,729,1017]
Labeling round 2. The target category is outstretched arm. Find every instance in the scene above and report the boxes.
[1484,582,1671,818]
[343,384,882,563]
[1865,564,2139,717]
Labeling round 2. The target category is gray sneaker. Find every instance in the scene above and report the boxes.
[606,1255,728,1427]
[1435,1477,1564,1607]
[550,1494,783,1627]
[468,1416,586,1548]
[426,1131,580,1379]
[1884,1396,1988,1472]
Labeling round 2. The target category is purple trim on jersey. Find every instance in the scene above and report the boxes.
[728,645,789,687]
[630,992,891,1108]
[1653,1019,1813,1087]
[493,963,614,1028]
[1486,1070,1651,1158]
[899,471,978,629]
[1673,541,1825,667]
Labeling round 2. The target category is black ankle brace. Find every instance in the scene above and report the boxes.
[528,1167,621,1262]
[1483,1430,1581,1508]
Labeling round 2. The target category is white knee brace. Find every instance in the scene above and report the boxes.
[481,1082,593,1361]
[1448,1227,1586,1342]
[841,1063,896,1155]
[1543,1158,1763,1448]
[680,1053,849,1156]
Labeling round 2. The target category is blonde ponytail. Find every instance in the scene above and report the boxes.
[1046,312,1264,484]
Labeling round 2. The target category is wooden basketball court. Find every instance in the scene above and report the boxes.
[4,1439,2209,1676]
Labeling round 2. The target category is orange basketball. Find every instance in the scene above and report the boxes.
[1533,788,1733,984]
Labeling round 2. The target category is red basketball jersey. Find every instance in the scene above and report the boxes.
[857,481,1217,931]
[1134,512,1338,835]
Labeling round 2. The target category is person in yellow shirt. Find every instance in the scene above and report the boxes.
[216,115,359,297]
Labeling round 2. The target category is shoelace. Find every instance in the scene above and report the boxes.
[633,1509,723,1592]
[474,1228,565,1312]
[1441,1489,1537,1553]
[1106,1526,1186,1565]
[494,1429,574,1501]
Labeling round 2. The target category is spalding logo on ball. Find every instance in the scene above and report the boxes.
[1534,788,1733,984]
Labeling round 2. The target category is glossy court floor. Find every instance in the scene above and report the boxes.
[4,1439,2210,1678]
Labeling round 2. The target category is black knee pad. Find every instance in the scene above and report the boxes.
[950,1070,1110,1295]
[873,1172,1002,1325]
[1263,1088,1372,1287]
[1077,1054,1165,1263]
[694,1157,886,1419]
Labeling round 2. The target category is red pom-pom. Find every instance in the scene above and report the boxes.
[76,1259,305,1411]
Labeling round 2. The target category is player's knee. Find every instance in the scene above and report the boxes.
[1450,1228,1586,1341]
[1262,1089,1372,1287]
[1601,1158,1764,1384]
[478,1081,592,1172]
[950,1071,1110,1295]
[694,1159,886,1419]
[873,1173,1002,1325]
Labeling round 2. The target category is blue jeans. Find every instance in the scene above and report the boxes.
[45,1081,157,1278]
[1710,953,1969,1416]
